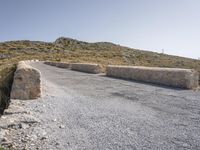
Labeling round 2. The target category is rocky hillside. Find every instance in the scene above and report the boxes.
[0,37,200,113]
[1,37,200,69]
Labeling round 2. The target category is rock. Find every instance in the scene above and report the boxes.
[21,123,30,129]
[59,125,65,129]
[0,129,6,142]
[30,134,38,141]
[1,141,13,147]
[52,119,57,122]
[10,61,41,100]
[1,116,7,119]
[21,138,28,143]
[55,142,59,146]
[30,143,35,146]
[1,137,7,142]
[40,137,47,140]
[21,118,40,125]
[7,123,22,129]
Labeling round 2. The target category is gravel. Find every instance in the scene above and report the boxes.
[1,62,200,150]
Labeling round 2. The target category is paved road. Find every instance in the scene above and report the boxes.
[5,62,200,149]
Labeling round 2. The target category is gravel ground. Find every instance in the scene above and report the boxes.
[1,62,200,150]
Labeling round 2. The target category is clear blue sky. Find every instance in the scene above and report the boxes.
[0,0,200,59]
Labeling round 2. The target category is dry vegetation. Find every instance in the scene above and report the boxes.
[0,37,200,112]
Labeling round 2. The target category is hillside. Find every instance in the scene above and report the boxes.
[1,37,200,69]
[0,37,200,112]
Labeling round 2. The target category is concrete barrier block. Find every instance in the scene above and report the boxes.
[11,61,41,100]
[106,65,199,89]
[44,61,51,65]
[44,61,70,68]
[55,62,70,68]
[71,63,102,74]
[44,61,55,66]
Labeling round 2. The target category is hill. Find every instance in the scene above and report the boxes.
[1,37,200,69]
[0,37,200,112]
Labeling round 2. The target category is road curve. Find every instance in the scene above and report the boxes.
[7,62,200,149]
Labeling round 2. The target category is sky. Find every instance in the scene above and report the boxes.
[0,0,200,59]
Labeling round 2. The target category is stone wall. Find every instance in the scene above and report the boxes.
[44,61,57,66]
[44,62,102,74]
[70,63,102,74]
[106,65,199,89]
[44,62,70,68]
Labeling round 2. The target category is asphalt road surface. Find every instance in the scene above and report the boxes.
[7,62,200,149]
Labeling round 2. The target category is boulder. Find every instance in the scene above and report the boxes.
[11,61,41,100]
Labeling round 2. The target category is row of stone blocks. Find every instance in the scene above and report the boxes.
[45,61,199,89]
[10,61,199,100]
[44,61,102,74]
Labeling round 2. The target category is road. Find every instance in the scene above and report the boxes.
[3,62,200,149]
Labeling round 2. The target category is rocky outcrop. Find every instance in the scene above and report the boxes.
[106,65,199,89]
[10,61,41,100]
[70,63,102,74]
